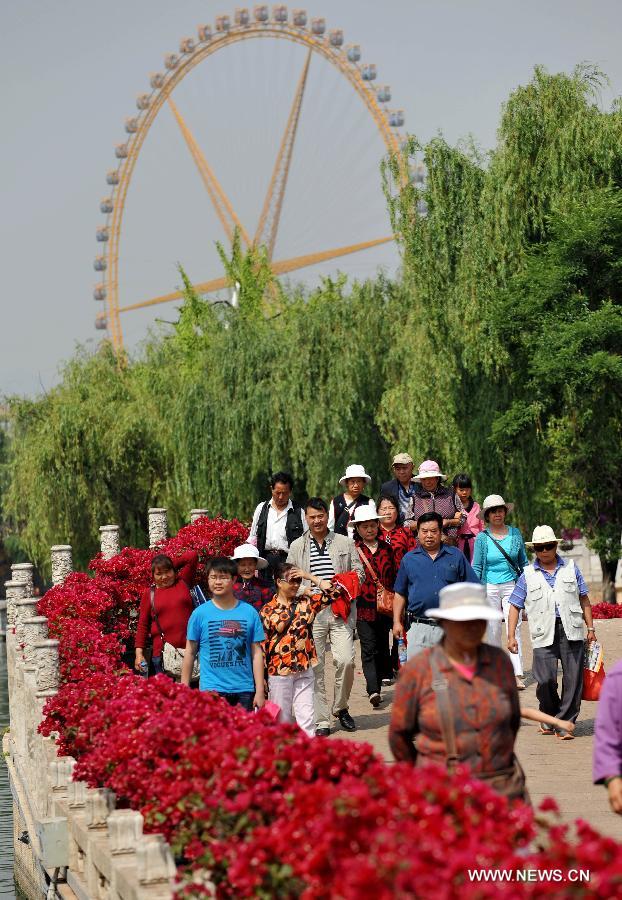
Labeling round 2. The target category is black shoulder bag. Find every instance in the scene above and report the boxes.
[485,531,523,577]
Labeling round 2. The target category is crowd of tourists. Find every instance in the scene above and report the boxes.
[133,454,604,805]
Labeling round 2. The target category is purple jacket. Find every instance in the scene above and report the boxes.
[593,659,622,783]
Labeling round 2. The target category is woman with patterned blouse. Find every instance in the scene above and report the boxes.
[389,583,528,802]
[377,494,417,569]
[352,504,396,708]
[260,562,334,736]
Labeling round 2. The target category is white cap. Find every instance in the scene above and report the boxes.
[525,525,562,548]
[339,464,372,486]
[426,582,503,622]
[351,503,381,525]
[231,544,268,569]
[478,494,514,520]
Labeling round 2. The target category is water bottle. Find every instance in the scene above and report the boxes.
[139,660,149,678]
[397,638,407,666]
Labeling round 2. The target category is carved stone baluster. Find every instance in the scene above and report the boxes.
[50,545,73,585]
[67,779,88,810]
[99,525,120,559]
[5,579,27,629]
[11,562,35,596]
[49,757,76,796]
[107,810,143,855]
[190,508,210,523]
[34,638,60,698]
[85,788,116,829]
[136,834,177,885]
[148,508,168,548]
[22,616,49,672]
[14,598,39,652]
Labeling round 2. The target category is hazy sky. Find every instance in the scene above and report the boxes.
[2,0,622,396]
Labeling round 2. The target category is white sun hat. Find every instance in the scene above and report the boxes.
[477,494,515,520]
[426,582,503,622]
[351,503,381,525]
[413,459,446,482]
[339,464,372,486]
[231,543,268,569]
[525,525,562,549]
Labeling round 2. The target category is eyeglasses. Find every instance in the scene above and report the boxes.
[533,542,557,552]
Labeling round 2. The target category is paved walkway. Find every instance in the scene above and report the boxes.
[324,618,622,839]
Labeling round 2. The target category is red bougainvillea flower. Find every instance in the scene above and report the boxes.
[37,515,622,900]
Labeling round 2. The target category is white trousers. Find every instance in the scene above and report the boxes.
[485,581,523,676]
[268,668,315,737]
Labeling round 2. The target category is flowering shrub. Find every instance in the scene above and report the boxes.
[38,516,622,898]
[591,602,622,619]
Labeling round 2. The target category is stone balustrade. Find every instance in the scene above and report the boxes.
[6,544,178,899]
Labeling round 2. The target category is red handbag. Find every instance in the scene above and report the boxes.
[582,665,606,701]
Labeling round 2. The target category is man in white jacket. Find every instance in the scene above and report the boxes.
[507,525,596,740]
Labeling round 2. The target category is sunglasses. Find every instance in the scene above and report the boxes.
[281,576,302,584]
[533,542,557,552]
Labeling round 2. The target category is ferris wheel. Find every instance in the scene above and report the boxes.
[93,6,407,352]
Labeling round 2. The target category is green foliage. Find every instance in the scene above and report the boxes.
[381,64,622,536]
[491,188,622,563]
[4,346,169,572]
[4,65,622,575]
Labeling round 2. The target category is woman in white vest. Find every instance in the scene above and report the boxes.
[506,526,596,740]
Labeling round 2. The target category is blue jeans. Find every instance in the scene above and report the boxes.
[406,621,443,660]
[151,655,165,675]
[217,691,255,712]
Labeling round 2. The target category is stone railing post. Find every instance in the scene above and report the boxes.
[34,638,60,699]
[190,508,210,523]
[22,616,49,672]
[99,524,120,559]
[67,779,87,810]
[85,788,116,829]
[14,598,39,652]
[51,545,73,585]
[107,810,143,855]
[148,507,168,548]
[11,562,35,597]
[137,834,176,885]
[5,580,28,629]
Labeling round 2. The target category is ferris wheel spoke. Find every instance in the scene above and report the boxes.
[168,96,251,245]
[270,235,395,275]
[253,48,312,259]
[118,236,394,314]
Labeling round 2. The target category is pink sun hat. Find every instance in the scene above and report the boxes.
[413,459,446,482]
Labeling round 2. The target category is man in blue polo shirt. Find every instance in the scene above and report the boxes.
[393,511,479,659]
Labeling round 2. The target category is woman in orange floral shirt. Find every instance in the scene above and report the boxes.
[260,562,334,736]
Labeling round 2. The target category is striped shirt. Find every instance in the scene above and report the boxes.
[309,537,336,580]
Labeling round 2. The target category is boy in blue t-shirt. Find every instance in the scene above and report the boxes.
[182,557,265,712]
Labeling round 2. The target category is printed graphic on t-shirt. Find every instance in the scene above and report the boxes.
[209,619,248,668]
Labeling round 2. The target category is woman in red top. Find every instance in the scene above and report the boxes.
[378,493,415,677]
[352,504,396,708]
[135,550,198,676]
[377,494,416,569]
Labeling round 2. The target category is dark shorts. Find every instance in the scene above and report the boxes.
[217,691,255,712]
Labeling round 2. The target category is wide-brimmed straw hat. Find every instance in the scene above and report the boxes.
[477,494,515,520]
[231,544,268,569]
[525,525,562,549]
[426,582,503,622]
[339,464,372,486]
[414,459,446,482]
[351,503,381,526]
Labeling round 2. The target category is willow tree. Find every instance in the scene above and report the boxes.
[381,64,622,532]
[5,345,170,572]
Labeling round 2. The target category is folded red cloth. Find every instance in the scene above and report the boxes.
[330,571,361,621]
